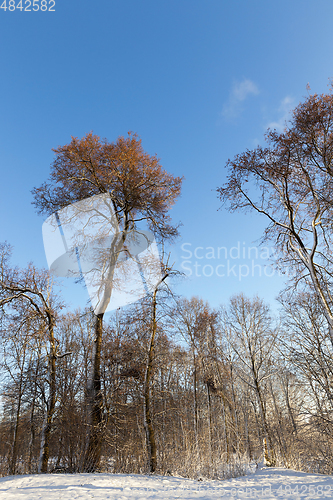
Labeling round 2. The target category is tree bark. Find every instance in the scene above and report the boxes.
[83,313,105,472]
[38,321,57,473]
[9,389,22,475]
[252,374,275,466]
[193,351,199,449]
[206,382,212,466]
[144,288,158,473]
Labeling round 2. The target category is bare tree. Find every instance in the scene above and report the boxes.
[222,294,278,465]
[0,305,44,475]
[280,292,333,436]
[218,86,333,344]
[0,245,63,473]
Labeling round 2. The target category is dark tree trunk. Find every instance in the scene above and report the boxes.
[193,352,199,447]
[206,382,212,465]
[9,390,22,475]
[39,322,57,473]
[83,313,105,472]
[144,288,158,473]
[28,356,41,473]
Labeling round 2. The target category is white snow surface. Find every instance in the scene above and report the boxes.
[1,466,333,499]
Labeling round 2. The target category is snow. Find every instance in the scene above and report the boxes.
[1,466,333,499]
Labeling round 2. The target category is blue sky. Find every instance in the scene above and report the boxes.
[1,0,333,313]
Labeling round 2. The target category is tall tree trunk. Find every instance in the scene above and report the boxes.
[241,391,252,460]
[144,288,158,473]
[9,390,22,475]
[192,351,199,449]
[83,312,105,472]
[82,228,129,472]
[269,377,288,463]
[230,364,240,453]
[220,396,229,461]
[9,346,27,476]
[253,376,274,466]
[28,348,41,473]
[282,378,298,437]
[28,397,36,473]
[39,322,57,473]
[206,383,212,466]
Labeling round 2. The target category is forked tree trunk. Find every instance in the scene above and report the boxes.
[143,270,169,473]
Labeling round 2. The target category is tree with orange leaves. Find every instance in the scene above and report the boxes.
[32,132,183,471]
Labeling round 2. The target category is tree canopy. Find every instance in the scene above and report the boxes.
[32,132,183,241]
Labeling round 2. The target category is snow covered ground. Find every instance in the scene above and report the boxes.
[1,466,333,499]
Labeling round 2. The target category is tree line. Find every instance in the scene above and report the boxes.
[1,86,333,477]
[1,279,332,477]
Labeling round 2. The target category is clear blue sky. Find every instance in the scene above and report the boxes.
[1,0,333,313]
